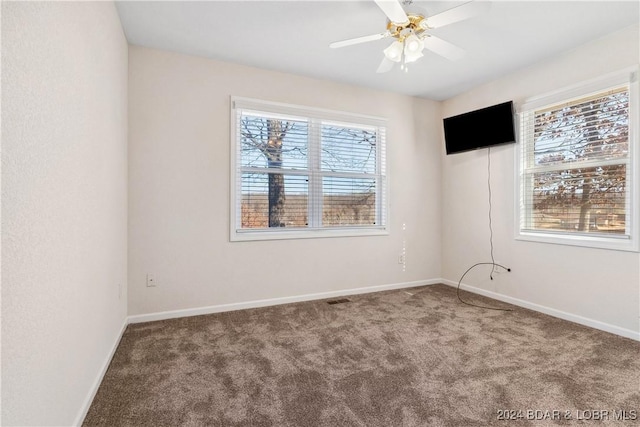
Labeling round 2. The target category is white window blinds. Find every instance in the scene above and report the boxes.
[518,70,638,251]
[231,98,387,240]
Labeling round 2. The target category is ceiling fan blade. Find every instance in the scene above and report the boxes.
[376,57,395,73]
[374,0,410,25]
[422,35,466,61]
[329,32,389,49]
[425,1,491,29]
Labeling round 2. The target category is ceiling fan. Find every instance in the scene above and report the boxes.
[329,0,491,73]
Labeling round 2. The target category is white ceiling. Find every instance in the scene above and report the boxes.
[115,1,639,100]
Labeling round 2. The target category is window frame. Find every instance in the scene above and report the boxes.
[230,96,388,242]
[515,68,639,252]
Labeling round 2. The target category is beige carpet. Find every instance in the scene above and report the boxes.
[84,284,640,426]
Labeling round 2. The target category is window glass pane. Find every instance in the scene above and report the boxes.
[241,173,308,229]
[322,177,376,226]
[240,115,308,170]
[525,164,626,235]
[533,89,628,166]
[321,124,377,174]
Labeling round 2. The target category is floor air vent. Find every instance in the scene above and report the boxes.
[327,298,351,305]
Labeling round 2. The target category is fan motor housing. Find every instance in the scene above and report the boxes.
[387,13,428,41]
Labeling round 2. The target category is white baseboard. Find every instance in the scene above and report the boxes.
[73,317,128,426]
[128,279,440,324]
[440,279,640,341]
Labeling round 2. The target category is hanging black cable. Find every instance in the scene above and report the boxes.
[488,147,496,280]
[455,147,512,311]
[456,262,512,311]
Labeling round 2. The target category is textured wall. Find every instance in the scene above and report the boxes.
[1,2,128,425]
[441,25,640,334]
[127,46,442,316]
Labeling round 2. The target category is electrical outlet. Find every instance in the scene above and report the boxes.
[492,264,512,275]
[146,274,156,287]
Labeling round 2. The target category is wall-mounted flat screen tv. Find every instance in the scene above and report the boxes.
[443,101,516,155]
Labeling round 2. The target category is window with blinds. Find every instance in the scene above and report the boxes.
[231,97,387,241]
[517,70,639,251]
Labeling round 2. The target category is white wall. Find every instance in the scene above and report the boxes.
[127,46,441,316]
[2,7,634,424]
[1,2,128,425]
[441,25,640,335]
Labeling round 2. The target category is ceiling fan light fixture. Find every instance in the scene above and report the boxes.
[330,0,487,73]
[404,34,424,55]
[383,40,404,62]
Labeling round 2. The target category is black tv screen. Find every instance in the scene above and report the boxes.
[443,101,516,155]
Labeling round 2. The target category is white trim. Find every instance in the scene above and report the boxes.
[440,279,640,341]
[128,279,439,324]
[232,96,387,128]
[232,227,389,242]
[126,278,640,341]
[74,318,129,426]
[515,230,637,252]
[518,66,638,112]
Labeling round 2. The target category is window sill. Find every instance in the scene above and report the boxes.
[230,227,389,242]
[516,230,639,252]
